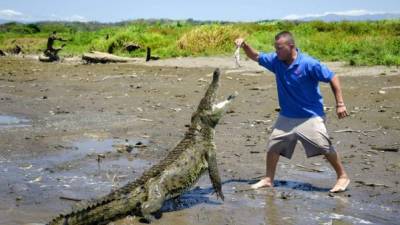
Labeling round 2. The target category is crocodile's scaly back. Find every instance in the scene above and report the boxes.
[47,68,236,225]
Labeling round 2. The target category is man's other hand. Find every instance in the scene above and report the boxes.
[336,105,348,119]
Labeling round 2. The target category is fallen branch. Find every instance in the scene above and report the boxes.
[382,86,400,90]
[333,126,382,136]
[355,180,389,188]
[250,151,261,154]
[60,196,83,202]
[82,51,137,63]
[370,145,399,152]
[296,164,324,173]
[100,74,137,81]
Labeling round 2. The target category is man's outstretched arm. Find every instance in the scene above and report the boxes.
[234,38,259,62]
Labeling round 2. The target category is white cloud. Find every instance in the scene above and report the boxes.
[0,10,88,22]
[48,14,89,22]
[65,15,88,22]
[0,9,24,19]
[282,9,390,20]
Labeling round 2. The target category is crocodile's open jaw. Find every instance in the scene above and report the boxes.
[193,68,238,129]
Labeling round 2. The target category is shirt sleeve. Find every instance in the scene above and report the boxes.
[258,52,276,73]
[311,62,335,83]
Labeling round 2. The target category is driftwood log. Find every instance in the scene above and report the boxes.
[82,51,137,63]
[124,43,141,52]
[38,54,54,62]
[10,45,22,54]
[0,49,7,56]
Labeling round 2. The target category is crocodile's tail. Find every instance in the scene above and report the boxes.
[48,190,144,225]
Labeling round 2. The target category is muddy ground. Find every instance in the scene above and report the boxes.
[0,55,399,225]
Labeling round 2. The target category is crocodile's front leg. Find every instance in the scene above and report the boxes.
[204,93,237,200]
[206,142,224,200]
[141,178,166,222]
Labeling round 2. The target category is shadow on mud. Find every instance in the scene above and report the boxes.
[160,180,248,213]
[161,179,252,213]
[273,180,330,192]
[161,177,329,214]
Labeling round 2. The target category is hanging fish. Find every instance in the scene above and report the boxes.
[234,46,241,68]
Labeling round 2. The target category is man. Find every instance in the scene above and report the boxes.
[235,31,350,193]
[44,31,67,61]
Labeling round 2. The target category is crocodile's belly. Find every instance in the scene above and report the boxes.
[160,150,208,198]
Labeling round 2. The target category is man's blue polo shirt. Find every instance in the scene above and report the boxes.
[258,50,334,118]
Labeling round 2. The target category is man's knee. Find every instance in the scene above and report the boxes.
[323,148,339,158]
[267,150,279,155]
[267,150,280,159]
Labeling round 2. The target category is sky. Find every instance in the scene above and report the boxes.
[0,0,399,23]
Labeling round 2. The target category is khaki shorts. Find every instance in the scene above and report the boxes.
[267,115,335,159]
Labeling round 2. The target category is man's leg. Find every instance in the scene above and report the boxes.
[252,115,296,189]
[297,117,350,192]
[251,151,280,189]
[325,151,350,192]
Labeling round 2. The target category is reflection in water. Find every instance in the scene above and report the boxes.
[257,178,387,224]
[332,194,350,216]
[0,137,151,225]
[264,191,294,225]
[0,114,30,128]
[264,193,280,225]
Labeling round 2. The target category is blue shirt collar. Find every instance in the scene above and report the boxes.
[287,48,301,69]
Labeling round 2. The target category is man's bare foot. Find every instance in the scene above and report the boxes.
[251,177,273,189]
[329,176,350,193]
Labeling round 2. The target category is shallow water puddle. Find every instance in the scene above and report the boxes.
[0,114,30,128]
[1,137,398,225]
[0,138,151,215]
[164,174,398,225]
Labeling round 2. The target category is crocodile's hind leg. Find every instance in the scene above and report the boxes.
[141,180,166,222]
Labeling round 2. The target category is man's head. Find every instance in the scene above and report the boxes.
[274,31,296,62]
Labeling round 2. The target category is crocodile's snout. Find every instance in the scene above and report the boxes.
[212,68,220,83]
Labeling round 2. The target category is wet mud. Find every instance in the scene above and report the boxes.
[0,56,399,225]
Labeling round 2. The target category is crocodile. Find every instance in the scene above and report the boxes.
[47,68,236,225]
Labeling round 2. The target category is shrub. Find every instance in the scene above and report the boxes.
[177,24,247,54]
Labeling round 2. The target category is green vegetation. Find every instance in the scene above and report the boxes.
[0,19,399,66]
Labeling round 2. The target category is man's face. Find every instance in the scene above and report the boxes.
[274,37,294,61]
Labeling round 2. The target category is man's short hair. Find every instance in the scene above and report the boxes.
[275,31,295,45]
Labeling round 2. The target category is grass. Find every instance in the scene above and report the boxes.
[0,19,399,66]
[177,24,247,55]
